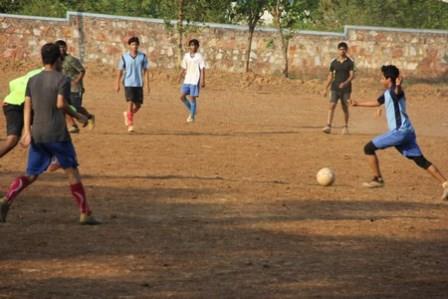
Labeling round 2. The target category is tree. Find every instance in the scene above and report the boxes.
[231,0,269,72]
[267,0,316,77]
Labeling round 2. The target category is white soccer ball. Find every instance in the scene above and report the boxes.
[316,168,335,186]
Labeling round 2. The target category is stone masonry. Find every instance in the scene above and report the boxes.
[0,11,447,78]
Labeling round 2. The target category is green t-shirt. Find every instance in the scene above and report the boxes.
[62,54,85,93]
[4,68,43,105]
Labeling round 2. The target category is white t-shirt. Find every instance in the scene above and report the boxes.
[181,52,206,85]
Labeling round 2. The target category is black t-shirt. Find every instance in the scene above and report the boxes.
[330,58,354,93]
[25,70,71,143]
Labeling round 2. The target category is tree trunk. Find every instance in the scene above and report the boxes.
[273,1,289,77]
[245,24,255,73]
[177,0,185,67]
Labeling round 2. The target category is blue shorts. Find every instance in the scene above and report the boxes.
[181,84,200,97]
[372,130,423,157]
[27,141,79,176]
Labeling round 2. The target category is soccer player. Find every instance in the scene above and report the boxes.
[323,42,354,135]
[0,43,100,224]
[55,40,95,133]
[179,39,206,123]
[1,68,42,158]
[351,64,448,200]
[115,36,150,133]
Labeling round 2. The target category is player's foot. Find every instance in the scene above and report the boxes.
[322,125,331,134]
[128,125,134,133]
[0,197,10,223]
[341,126,349,135]
[123,111,129,126]
[442,181,448,201]
[186,114,194,123]
[362,177,384,188]
[79,213,101,225]
[68,125,80,134]
[87,114,95,130]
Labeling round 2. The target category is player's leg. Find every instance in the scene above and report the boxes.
[180,85,191,111]
[187,96,197,123]
[0,141,49,222]
[51,141,100,224]
[340,92,350,135]
[0,103,23,158]
[323,91,338,134]
[363,141,384,188]
[400,132,448,200]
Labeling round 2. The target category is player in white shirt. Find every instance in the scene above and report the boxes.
[179,39,206,123]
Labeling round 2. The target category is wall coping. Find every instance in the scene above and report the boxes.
[1,11,447,37]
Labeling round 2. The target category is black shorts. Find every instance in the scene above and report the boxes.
[3,103,24,137]
[330,90,351,104]
[125,87,143,104]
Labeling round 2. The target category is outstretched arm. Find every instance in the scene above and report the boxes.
[351,99,382,108]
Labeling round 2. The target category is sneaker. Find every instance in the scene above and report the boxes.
[68,126,80,134]
[341,126,349,135]
[0,197,10,223]
[80,213,101,225]
[362,177,385,188]
[128,125,134,133]
[186,114,194,123]
[87,114,95,130]
[442,182,448,201]
[322,125,331,134]
[123,111,129,126]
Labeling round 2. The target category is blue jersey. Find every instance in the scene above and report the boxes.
[118,52,149,87]
[377,87,414,132]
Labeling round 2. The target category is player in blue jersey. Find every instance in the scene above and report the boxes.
[351,65,448,200]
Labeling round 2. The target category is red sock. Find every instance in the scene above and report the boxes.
[6,176,32,204]
[70,183,91,214]
[128,111,134,125]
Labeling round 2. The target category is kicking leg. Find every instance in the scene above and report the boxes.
[1,175,38,222]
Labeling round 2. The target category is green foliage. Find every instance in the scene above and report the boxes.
[230,0,269,29]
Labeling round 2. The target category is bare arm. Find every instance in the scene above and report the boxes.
[200,68,205,88]
[56,94,88,125]
[144,69,150,94]
[20,96,32,147]
[73,70,85,85]
[115,70,123,92]
[324,72,333,97]
[339,70,354,88]
[179,69,186,83]
[351,100,381,107]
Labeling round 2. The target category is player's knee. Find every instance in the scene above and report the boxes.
[364,141,377,155]
[409,156,432,169]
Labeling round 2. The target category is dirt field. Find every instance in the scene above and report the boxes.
[0,68,448,298]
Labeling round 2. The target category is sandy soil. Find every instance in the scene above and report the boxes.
[0,67,448,298]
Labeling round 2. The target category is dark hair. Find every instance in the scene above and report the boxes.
[381,65,400,83]
[41,43,61,65]
[54,40,67,47]
[189,39,200,47]
[128,36,140,45]
[337,42,348,50]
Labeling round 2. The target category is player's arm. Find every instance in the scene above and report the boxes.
[200,67,205,88]
[395,76,403,95]
[71,60,86,85]
[351,95,383,108]
[144,69,150,94]
[324,71,333,97]
[57,94,88,125]
[20,96,32,147]
[339,70,354,89]
[115,70,123,93]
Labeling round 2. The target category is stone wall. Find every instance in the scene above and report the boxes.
[1,11,447,78]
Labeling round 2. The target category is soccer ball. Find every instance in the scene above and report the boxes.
[316,168,335,186]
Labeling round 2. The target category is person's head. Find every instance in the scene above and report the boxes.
[41,43,62,69]
[54,39,67,56]
[128,36,140,52]
[337,42,348,57]
[381,64,400,87]
[188,39,200,53]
